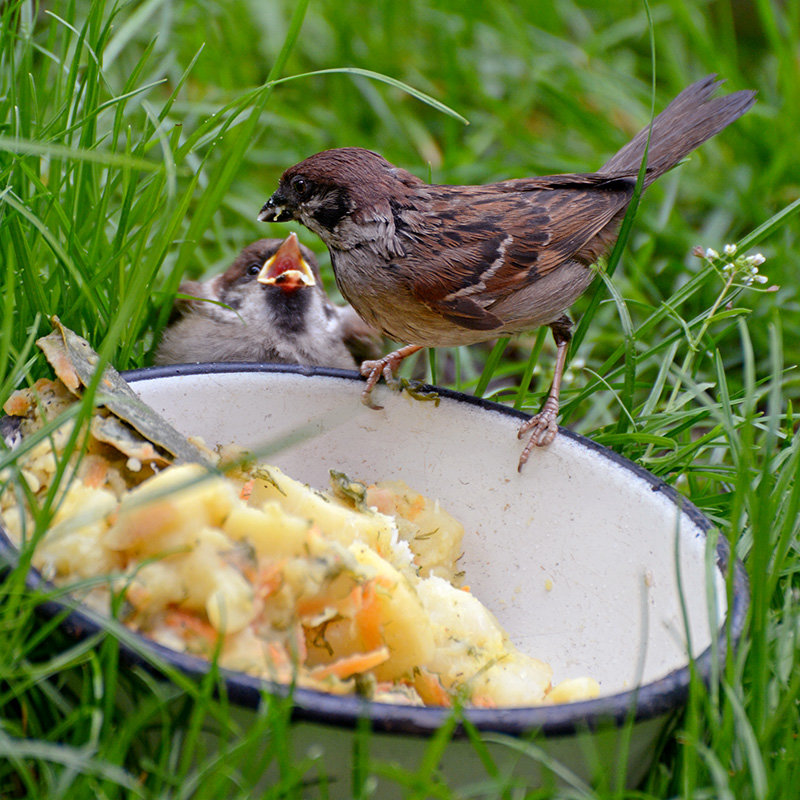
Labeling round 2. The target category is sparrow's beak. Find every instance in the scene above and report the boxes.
[257,233,316,293]
[257,191,293,223]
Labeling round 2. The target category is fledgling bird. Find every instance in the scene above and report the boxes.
[257,76,755,468]
[154,234,382,369]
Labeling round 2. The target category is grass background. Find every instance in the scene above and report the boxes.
[1,0,799,797]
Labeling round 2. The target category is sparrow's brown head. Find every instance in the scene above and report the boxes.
[258,147,423,238]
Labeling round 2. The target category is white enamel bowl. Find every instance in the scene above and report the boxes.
[1,364,747,796]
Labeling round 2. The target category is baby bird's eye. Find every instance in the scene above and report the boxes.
[246,263,261,276]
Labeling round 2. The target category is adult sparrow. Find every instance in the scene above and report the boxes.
[154,234,382,368]
[257,76,755,468]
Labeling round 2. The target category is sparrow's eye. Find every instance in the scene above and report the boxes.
[290,175,314,198]
[246,263,261,276]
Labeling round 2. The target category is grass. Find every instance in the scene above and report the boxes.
[1,0,799,797]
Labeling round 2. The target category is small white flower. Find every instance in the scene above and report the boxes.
[749,253,766,266]
[724,243,737,256]
[705,248,720,259]
[754,274,768,284]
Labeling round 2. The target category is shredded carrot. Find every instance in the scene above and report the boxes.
[297,576,365,619]
[344,583,365,615]
[460,585,471,592]
[295,594,336,618]
[256,561,285,600]
[309,646,390,681]
[83,457,109,489]
[291,623,308,665]
[261,640,296,682]
[405,494,426,521]
[239,479,255,501]
[163,607,218,643]
[114,501,179,547]
[413,668,452,707]
[267,641,291,670]
[364,486,393,514]
[469,694,498,708]
[355,577,394,651]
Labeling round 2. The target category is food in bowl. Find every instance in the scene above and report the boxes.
[0,319,599,708]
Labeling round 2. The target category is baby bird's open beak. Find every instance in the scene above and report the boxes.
[257,232,316,293]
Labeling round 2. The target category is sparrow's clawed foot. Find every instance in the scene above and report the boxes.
[517,321,571,470]
[360,344,424,409]
[517,396,560,469]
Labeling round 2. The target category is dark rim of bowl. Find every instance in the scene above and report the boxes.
[0,362,749,739]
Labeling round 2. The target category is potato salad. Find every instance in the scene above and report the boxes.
[0,320,599,707]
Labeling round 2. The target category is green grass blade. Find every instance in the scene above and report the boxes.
[268,68,469,124]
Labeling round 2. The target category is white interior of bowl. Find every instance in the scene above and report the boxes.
[131,369,724,698]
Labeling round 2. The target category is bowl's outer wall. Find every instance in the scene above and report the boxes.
[0,365,748,795]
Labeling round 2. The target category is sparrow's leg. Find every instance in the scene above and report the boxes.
[360,344,424,409]
[517,316,572,470]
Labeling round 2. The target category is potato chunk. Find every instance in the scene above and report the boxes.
[366,480,464,582]
[105,463,236,554]
[416,576,552,705]
[36,482,120,580]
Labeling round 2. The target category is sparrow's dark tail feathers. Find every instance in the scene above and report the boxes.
[600,75,755,185]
